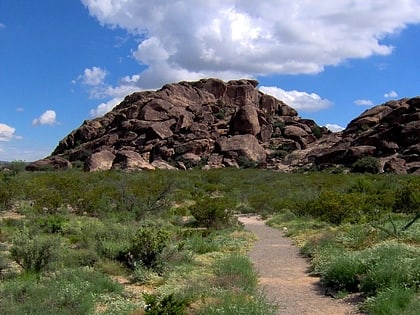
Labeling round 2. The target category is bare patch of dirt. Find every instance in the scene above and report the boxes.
[238,215,364,315]
[0,211,25,221]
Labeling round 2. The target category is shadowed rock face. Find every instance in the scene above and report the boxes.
[26,78,419,173]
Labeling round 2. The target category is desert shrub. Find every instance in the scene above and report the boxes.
[0,180,14,210]
[184,233,220,254]
[143,292,188,315]
[31,188,65,213]
[393,179,420,214]
[199,291,277,315]
[113,172,174,219]
[305,190,365,224]
[190,196,235,229]
[358,242,420,294]
[364,286,420,315]
[64,248,100,268]
[316,241,420,295]
[312,126,323,139]
[214,254,258,294]
[33,213,69,233]
[321,253,365,292]
[7,160,27,175]
[351,157,380,174]
[0,268,121,315]
[131,265,160,284]
[268,149,288,159]
[307,237,344,274]
[10,228,61,273]
[237,156,259,169]
[76,220,134,262]
[335,224,380,251]
[129,221,171,269]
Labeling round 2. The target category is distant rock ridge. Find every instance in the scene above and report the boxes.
[26,78,419,174]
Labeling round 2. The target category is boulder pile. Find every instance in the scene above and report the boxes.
[27,79,419,174]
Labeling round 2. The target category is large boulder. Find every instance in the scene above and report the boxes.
[84,151,115,172]
[216,134,266,163]
[230,105,261,135]
[112,150,155,170]
[26,156,72,171]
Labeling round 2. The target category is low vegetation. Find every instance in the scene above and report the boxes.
[0,166,418,314]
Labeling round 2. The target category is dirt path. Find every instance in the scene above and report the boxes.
[239,215,362,315]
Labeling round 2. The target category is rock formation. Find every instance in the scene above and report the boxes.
[302,97,420,174]
[26,79,419,174]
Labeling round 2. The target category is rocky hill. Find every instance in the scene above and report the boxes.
[27,78,419,174]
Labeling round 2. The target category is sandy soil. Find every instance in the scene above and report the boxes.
[238,215,363,315]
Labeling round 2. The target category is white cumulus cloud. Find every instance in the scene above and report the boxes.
[90,97,123,117]
[81,0,420,80]
[80,0,420,115]
[78,66,108,86]
[325,124,345,132]
[259,86,332,112]
[0,123,20,141]
[384,90,398,98]
[354,99,374,106]
[32,110,58,126]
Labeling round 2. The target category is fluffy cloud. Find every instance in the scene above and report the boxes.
[384,90,398,98]
[0,123,19,141]
[89,97,123,117]
[77,66,108,86]
[325,124,345,132]
[81,0,420,81]
[354,99,374,106]
[32,110,58,126]
[259,86,332,112]
[89,76,145,117]
[80,0,420,115]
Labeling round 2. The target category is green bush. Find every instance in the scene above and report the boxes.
[190,196,235,229]
[10,229,61,273]
[214,254,258,294]
[358,242,420,294]
[0,181,13,210]
[364,286,420,315]
[77,220,134,261]
[34,214,69,233]
[199,291,277,315]
[0,268,121,315]
[351,157,380,174]
[129,221,171,269]
[143,292,188,315]
[184,233,220,254]
[321,253,365,292]
[237,156,259,169]
[394,179,420,214]
[306,190,365,224]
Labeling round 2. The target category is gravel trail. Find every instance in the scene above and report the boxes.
[239,215,362,315]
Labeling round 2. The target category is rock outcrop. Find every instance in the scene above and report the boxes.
[26,79,419,174]
[28,78,326,171]
[304,97,420,174]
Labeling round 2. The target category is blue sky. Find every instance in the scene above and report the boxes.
[1,0,419,161]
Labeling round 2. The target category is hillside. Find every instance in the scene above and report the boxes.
[26,78,419,174]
